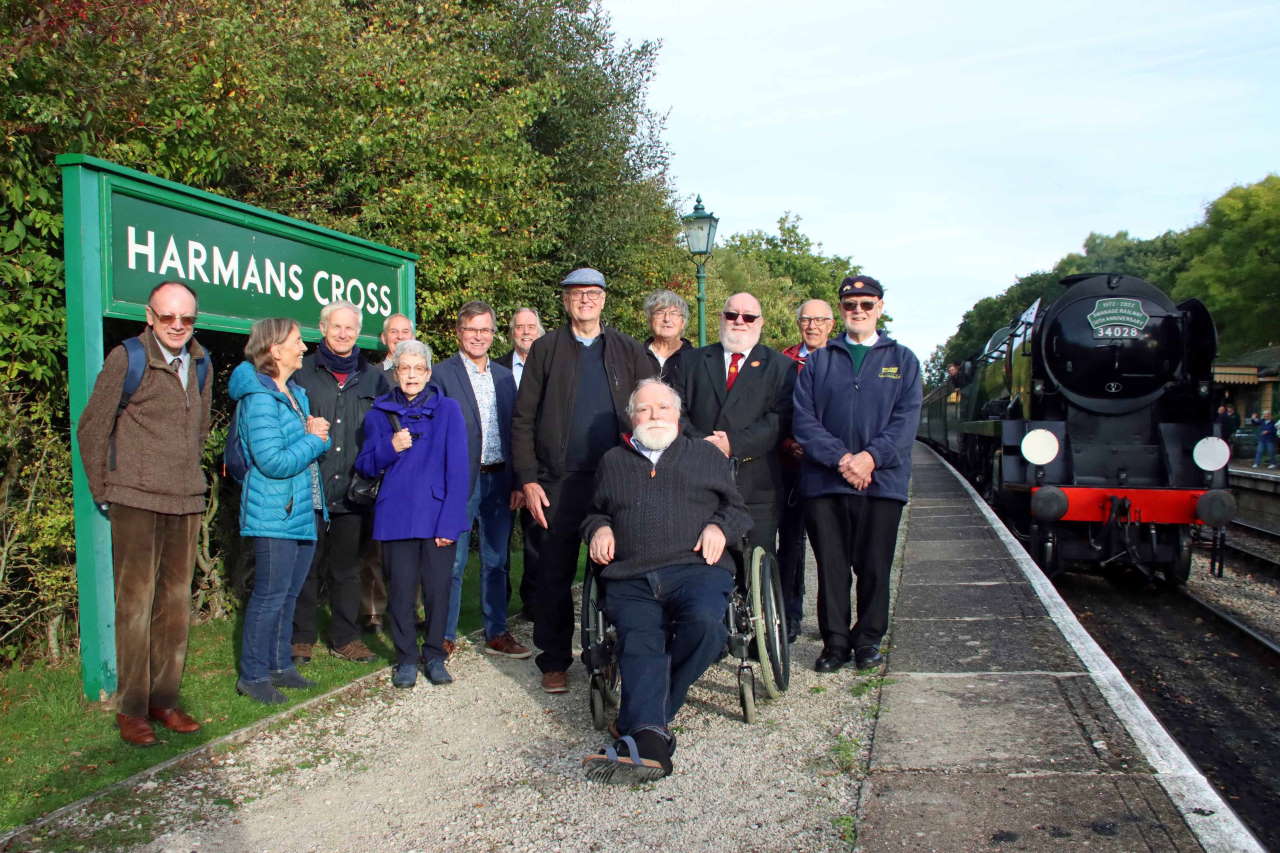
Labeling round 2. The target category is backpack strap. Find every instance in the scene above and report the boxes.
[109,338,148,471]
[194,350,211,393]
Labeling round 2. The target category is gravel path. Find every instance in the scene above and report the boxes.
[13,546,890,852]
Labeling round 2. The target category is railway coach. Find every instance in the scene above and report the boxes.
[919,273,1235,584]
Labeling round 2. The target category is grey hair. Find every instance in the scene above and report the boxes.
[391,339,433,370]
[795,298,834,323]
[642,289,689,323]
[381,312,412,334]
[626,378,682,419]
[319,299,362,333]
[510,306,544,334]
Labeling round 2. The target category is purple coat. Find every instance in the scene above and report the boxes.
[356,386,469,541]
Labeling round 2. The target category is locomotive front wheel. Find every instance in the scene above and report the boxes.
[1162,527,1193,587]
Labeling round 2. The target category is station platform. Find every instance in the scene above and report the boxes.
[855,445,1260,852]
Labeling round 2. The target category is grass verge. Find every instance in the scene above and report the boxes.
[0,550,524,832]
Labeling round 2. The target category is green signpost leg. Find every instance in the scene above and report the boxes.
[62,161,118,701]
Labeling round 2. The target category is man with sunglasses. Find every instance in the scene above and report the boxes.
[77,280,212,746]
[669,292,795,558]
[511,267,654,694]
[793,275,921,673]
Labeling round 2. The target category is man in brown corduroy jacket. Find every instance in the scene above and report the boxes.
[76,281,212,746]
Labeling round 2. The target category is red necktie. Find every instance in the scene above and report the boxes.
[726,352,743,390]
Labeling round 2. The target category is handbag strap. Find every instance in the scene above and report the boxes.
[387,411,401,432]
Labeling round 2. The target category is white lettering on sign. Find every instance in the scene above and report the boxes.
[121,227,396,318]
[187,241,209,283]
[158,235,184,278]
[127,226,155,273]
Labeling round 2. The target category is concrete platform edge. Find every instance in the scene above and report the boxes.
[917,444,1263,853]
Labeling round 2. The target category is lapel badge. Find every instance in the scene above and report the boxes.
[750,360,761,367]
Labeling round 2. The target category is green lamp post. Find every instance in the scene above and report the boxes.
[681,195,719,346]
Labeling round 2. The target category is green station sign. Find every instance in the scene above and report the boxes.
[61,154,418,699]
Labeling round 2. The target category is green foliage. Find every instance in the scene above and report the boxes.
[0,0,682,661]
[1173,175,1280,358]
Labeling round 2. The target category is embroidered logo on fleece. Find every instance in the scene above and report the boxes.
[879,366,901,380]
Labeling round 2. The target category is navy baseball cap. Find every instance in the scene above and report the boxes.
[838,275,883,300]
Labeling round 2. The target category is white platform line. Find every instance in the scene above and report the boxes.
[917,445,1264,853]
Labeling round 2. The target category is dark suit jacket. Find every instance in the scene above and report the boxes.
[670,342,795,508]
[494,351,514,370]
[430,353,517,493]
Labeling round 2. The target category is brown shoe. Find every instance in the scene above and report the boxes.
[443,639,458,659]
[331,639,377,663]
[485,632,533,659]
[116,713,158,747]
[148,706,201,733]
[541,671,568,694]
[291,642,313,665]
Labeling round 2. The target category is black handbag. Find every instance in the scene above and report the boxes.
[346,411,401,507]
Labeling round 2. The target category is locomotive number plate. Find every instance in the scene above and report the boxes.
[1092,325,1141,339]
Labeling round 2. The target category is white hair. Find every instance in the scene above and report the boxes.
[391,339,433,369]
[319,300,362,333]
[625,378,682,419]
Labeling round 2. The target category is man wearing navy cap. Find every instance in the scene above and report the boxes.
[511,267,654,693]
[792,275,921,672]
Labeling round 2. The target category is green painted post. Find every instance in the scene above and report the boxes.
[63,161,117,700]
[696,261,707,347]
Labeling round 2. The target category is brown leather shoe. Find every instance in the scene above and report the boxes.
[485,632,533,659]
[148,706,201,733]
[291,642,313,665]
[541,670,568,694]
[116,713,158,747]
[331,639,377,663]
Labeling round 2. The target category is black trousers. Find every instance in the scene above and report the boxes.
[776,477,808,631]
[382,538,455,666]
[292,511,366,649]
[527,471,595,673]
[805,494,903,653]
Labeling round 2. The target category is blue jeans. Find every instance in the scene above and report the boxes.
[1255,438,1277,466]
[604,564,734,734]
[446,470,513,640]
[240,534,317,683]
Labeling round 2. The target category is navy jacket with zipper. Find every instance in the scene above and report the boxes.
[793,334,922,503]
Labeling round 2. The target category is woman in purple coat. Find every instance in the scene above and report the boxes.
[356,340,469,688]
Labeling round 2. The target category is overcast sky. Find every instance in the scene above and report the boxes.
[601,0,1280,361]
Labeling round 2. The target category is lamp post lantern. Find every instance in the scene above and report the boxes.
[681,195,719,346]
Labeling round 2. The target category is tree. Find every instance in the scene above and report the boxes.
[1174,175,1280,357]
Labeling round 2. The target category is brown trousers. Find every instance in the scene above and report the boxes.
[109,504,200,717]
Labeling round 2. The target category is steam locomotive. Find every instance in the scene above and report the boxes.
[918,273,1235,584]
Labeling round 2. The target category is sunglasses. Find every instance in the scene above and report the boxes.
[150,311,198,327]
[841,299,879,313]
[722,311,760,324]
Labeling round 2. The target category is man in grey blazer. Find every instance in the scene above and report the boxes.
[431,301,530,660]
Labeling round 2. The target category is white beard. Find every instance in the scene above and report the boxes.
[634,419,678,451]
[721,326,760,354]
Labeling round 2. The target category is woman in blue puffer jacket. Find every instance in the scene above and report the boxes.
[228,318,331,704]
[356,339,469,689]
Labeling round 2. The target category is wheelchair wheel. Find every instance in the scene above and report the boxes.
[737,667,757,724]
[749,547,791,699]
[589,675,609,731]
[579,565,620,710]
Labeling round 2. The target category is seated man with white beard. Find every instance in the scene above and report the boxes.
[579,379,752,784]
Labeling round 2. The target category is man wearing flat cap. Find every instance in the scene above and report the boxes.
[511,267,654,693]
[793,275,921,673]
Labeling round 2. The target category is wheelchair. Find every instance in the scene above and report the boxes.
[579,543,791,727]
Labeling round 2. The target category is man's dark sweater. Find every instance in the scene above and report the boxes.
[581,435,753,580]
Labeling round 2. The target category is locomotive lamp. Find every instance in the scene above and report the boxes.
[681,195,719,346]
[1021,429,1060,466]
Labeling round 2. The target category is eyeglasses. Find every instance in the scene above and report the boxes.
[841,299,879,313]
[459,326,495,335]
[651,309,684,320]
[149,310,198,327]
[722,311,760,324]
[396,364,430,376]
[566,288,605,302]
[799,316,833,326]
